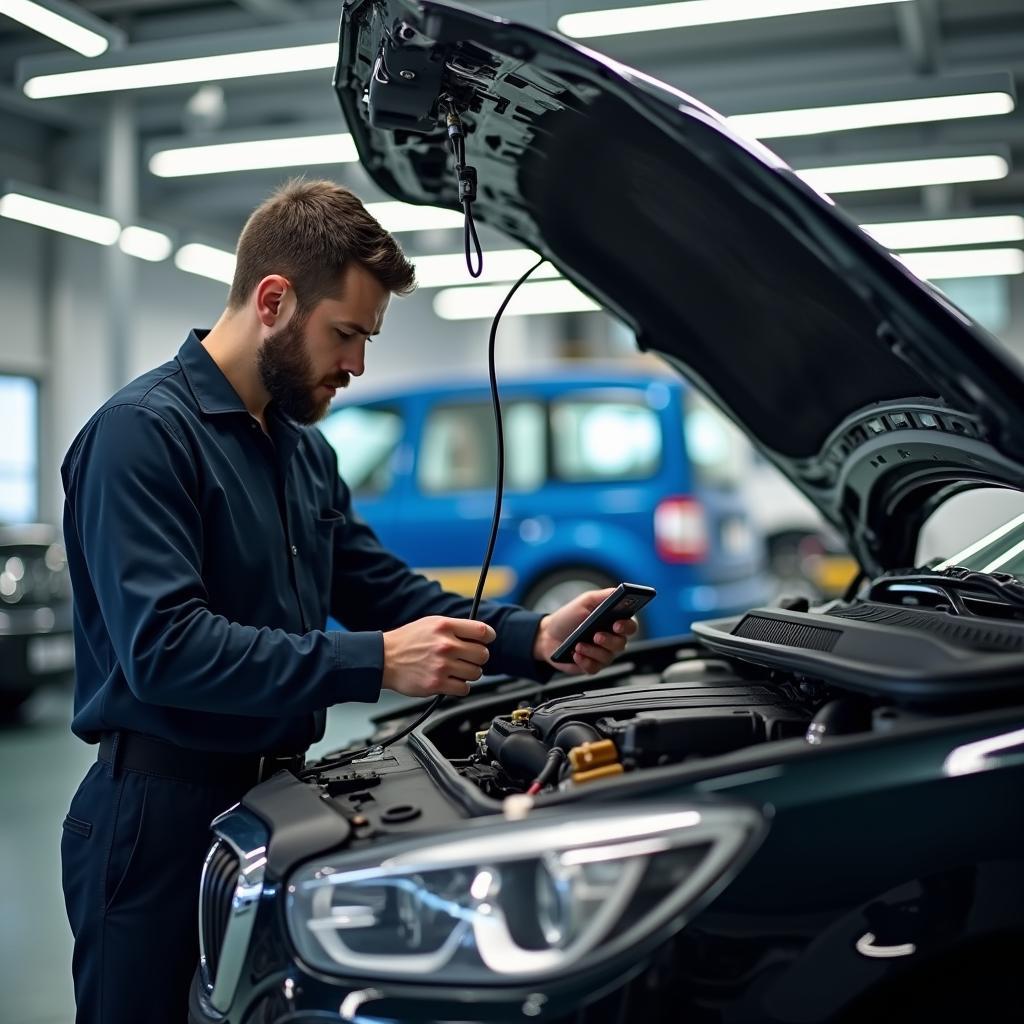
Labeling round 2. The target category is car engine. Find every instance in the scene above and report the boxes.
[440,658,819,799]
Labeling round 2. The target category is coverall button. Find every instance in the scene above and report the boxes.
[290,544,298,556]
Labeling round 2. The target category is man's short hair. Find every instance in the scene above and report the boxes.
[228,178,416,312]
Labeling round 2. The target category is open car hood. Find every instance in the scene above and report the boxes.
[334,0,1024,576]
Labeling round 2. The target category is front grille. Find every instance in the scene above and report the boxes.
[732,613,841,652]
[200,840,240,989]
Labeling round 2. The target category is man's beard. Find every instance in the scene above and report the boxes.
[256,316,346,425]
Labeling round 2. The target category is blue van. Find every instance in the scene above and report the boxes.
[318,363,774,638]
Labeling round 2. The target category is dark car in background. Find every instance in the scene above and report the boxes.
[188,2,1024,1021]
[0,522,73,716]
[318,364,772,637]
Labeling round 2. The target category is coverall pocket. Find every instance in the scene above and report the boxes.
[312,509,345,625]
[103,773,149,911]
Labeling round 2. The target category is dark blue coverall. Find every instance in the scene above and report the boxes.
[59,330,549,1023]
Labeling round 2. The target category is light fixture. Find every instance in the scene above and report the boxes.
[0,190,119,245]
[22,41,335,99]
[174,243,236,284]
[365,201,466,233]
[728,91,1014,140]
[414,249,560,288]
[0,0,118,58]
[434,280,599,319]
[862,215,1024,251]
[897,247,1024,281]
[149,133,359,177]
[796,154,1009,194]
[558,0,912,40]
[119,225,173,262]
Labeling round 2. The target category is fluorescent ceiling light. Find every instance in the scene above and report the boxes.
[119,225,172,262]
[365,201,465,233]
[150,133,358,177]
[863,215,1024,251]
[433,280,599,319]
[558,0,911,39]
[23,41,334,99]
[0,0,111,57]
[898,247,1024,281]
[414,249,561,288]
[0,191,119,245]
[728,92,1014,140]
[174,243,235,284]
[797,154,1008,194]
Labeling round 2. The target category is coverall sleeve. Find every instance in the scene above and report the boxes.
[319,436,553,683]
[64,404,382,716]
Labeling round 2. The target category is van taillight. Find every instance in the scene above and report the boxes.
[655,497,708,562]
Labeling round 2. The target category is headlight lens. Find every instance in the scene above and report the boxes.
[286,803,763,983]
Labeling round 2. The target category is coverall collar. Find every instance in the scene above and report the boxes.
[176,329,304,464]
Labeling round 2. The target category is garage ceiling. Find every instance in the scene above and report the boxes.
[1,0,1022,259]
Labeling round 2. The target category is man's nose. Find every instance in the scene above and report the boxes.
[341,341,365,376]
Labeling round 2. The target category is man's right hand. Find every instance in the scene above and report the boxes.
[381,616,496,698]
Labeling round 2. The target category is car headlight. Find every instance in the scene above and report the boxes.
[285,802,764,983]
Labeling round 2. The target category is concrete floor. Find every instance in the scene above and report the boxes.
[0,681,412,1024]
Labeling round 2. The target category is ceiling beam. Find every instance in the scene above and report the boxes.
[896,0,942,73]
[231,0,308,24]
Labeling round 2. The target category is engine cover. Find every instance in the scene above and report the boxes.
[525,678,810,768]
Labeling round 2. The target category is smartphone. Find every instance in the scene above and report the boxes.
[550,583,657,664]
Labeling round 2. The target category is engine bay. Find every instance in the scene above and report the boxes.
[412,577,1024,802]
[449,659,816,799]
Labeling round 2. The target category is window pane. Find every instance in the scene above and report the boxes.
[418,402,545,494]
[319,406,403,495]
[552,397,661,482]
[506,403,545,491]
[0,376,38,523]
[683,389,746,489]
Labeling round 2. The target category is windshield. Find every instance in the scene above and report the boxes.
[934,512,1024,579]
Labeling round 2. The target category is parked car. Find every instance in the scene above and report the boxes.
[188,2,1024,1022]
[317,364,773,637]
[0,522,74,715]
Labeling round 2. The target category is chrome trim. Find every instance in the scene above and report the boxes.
[198,805,269,1014]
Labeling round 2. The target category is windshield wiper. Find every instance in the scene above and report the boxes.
[869,567,1024,614]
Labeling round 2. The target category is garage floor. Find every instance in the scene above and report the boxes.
[0,682,412,1024]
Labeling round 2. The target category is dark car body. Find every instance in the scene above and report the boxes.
[0,522,74,715]
[188,2,1024,1022]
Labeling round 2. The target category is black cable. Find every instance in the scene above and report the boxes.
[299,255,546,781]
[447,108,482,277]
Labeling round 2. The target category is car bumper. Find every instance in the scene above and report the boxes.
[0,603,74,691]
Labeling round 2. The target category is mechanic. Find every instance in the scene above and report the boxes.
[58,179,638,1024]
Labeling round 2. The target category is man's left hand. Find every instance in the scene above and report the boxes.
[532,587,639,674]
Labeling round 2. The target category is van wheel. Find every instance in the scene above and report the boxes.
[523,568,645,638]
[523,568,615,615]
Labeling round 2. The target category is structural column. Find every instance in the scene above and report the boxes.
[103,94,136,391]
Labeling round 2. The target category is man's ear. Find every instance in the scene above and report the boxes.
[254,275,292,328]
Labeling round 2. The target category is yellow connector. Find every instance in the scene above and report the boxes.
[475,730,489,745]
[568,739,618,772]
[511,707,533,723]
[568,739,622,784]
[573,763,624,785]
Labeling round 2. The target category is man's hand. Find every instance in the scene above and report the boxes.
[382,616,495,698]
[532,588,639,674]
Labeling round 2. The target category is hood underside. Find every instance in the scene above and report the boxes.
[334,0,1024,575]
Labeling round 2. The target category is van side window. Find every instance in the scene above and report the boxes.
[683,390,746,489]
[552,397,661,481]
[419,402,545,493]
[319,406,403,495]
